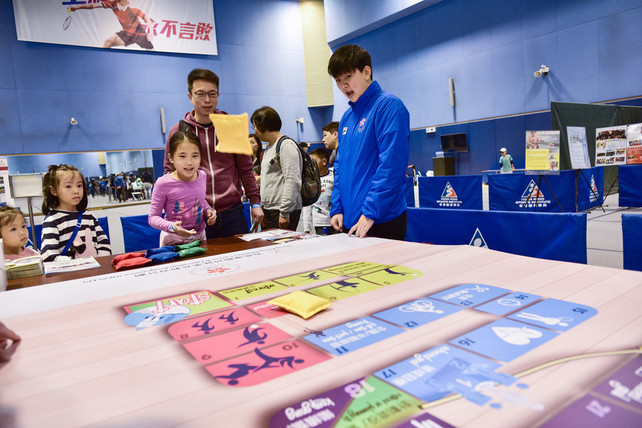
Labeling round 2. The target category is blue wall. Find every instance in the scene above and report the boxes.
[1,0,324,155]
[2,0,642,177]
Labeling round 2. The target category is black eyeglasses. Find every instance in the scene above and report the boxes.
[192,91,220,100]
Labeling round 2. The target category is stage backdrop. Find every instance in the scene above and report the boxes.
[13,0,217,55]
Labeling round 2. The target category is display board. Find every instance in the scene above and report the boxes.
[525,130,560,174]
[1,236,641,427]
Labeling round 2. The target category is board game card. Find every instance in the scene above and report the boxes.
[306,278,382,301]
[321,261,395,277]
[429,283,511,308]
[269,376,424,428]
[183,323,293,364]
[206,339,330,387]
[373,298,463,329]
[474,292,542,316]
[246,298,290,319]
[123,290,232,330]
[450,318,559,362]
[592,355,642,410]
[303,316,405,356]
[539,394,641,427]
[219,281,290,301]
[358,265,423,286]
[507,298,598,332]
[374,344,512,405]
[168,307,262,342]
[272,269,340,287]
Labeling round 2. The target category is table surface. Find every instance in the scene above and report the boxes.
[6,236,275,290]
[1,235,641,427]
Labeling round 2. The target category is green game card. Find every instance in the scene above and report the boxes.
[219,281,289,301]
[359,265,423,286]
[335,376,423,428]
[322,261,395,277]
[273,269,339,287]
[306,278,381,301]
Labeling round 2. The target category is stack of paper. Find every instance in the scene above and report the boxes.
[5,255,43,279]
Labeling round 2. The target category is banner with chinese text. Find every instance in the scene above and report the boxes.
[13,0,217,55]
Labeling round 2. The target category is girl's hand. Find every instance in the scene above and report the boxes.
[172,221,196,237]
[205,209,217,225]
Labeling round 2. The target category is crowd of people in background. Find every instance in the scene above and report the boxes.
[85,167,155,203]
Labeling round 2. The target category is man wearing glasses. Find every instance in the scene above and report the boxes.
[164,69,263,238]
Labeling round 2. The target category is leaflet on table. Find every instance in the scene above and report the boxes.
[238,229,312,242]
[43,257,101,275]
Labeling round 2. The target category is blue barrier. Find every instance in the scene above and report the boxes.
[488,170,575,212]
[406,207,587,264]
[418,175,482,210]
[404,177,415,207]
[28,216,110,250]
[577,167,604,211]
[120,215,161,253]
[619,165,642,207]
[622,213,642,271]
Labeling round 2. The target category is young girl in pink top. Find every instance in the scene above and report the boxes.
[149,131,217,246]
[0,206,40,260]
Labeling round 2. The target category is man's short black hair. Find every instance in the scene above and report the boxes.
[327,44,372,78]
[322,121,339,134]
[310,148,329,162]
[251,106,282,133]
[187,69,220,92]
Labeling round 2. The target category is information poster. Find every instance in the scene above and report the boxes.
[595,125,627,165]
[567,126,591,169]
[525,131,560,175]
[625,123,642,164]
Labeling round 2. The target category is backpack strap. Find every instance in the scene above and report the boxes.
[61,211,84,256]
[274,135,295,168]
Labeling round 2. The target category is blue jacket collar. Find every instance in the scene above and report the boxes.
[349,81,381,114]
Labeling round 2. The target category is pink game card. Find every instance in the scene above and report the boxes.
[168,307,262,342]
[247,298,290,319]
[206,340,331,386]
[183,323,293,364]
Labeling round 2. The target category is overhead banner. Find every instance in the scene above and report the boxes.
[405,208,587,264]
[418,175,482,210]
[12,0,217,55]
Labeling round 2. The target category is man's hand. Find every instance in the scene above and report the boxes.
[205,209,217,226]
[331,214,344,232]
[348,215,374,239]
[251,206,264,230]
[278,215,290,229]
[0,321,21,365]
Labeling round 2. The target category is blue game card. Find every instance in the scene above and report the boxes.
[429,284,511,308]
[475,292,542,316]
[507,298,598,332]
[374,344,515,405]
[303,316,404,356]
[450,319,559,362]
[373,298,463,329]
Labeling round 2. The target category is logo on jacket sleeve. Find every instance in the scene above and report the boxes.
[358,118,367,132]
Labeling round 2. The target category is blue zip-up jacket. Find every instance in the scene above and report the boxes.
[330,81,410,228]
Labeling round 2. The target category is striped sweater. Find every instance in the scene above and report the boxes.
[40,210,111,262]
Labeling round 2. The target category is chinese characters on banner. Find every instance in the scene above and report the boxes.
[13,0,217,55]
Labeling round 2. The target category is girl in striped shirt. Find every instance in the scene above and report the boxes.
[40,164,111,262]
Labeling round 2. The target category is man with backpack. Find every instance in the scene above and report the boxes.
[251,106,303,231]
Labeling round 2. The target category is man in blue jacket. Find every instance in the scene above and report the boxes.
[327,44,410,240]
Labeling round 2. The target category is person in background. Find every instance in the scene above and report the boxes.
[0,206,39,260]
[165,68,263,238]
[299,142,309,153]
[322,121,339,167]
[249,133,263,180]
[327,44,410,240]
[150,131,216,246]
[251,106,302,231]
[141,168,154,199]
[113,172,124,203]
[302,148,335,236]
[0,321,21,366]
[499,147,515,173]
[40,164,111,262]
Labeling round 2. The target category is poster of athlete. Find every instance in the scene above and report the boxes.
[12,0,217,55]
